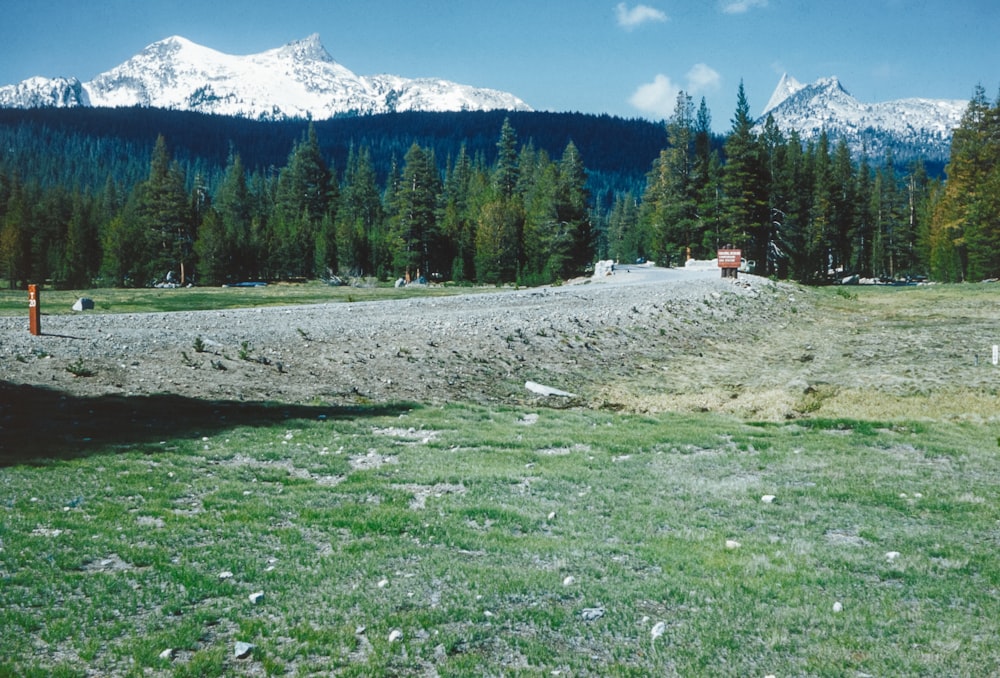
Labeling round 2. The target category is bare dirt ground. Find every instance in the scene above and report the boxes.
[2,264,998,456]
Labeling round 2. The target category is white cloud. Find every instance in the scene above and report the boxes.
[629,74,680,118]
[721,0,767,14]
[616,3,668,30]
[629,64,722,119]
[686,63,721,93]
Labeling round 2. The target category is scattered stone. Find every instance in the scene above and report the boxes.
[30,527,63,537]
[355,625,366,635]
[580,607,605,622]
[833,601,843,613]
[234,641,255,659]
[650,621,666,640]
[377,578,389,588]
[547,511,557,521]
[388,629,404,643]
[885,551,901,562]
[725,539,741,550]
[562,575,576,586]
[761,494,776,504]
[158,648,174,660]
[72,297,95,311]
[249,591,264,604]
[218,570,234,580]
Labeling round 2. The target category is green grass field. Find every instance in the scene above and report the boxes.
[0,280,473,316]
[3,403,999,676]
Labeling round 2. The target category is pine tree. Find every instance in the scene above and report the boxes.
[721,82,769,272]
[212,153,254,282]
[555,140,592,277]
[273,124,332,278]
[494,118,520,200]
[386,143,441,280]
[439,144,475,281]
[336,146,383,278]
[137,135,192,284]
[0,176,28,289]
[639,92,697,267]
[929,85,992,281]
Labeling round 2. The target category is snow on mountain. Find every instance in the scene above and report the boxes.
[0,76,91,108]
[0,34,532,119]
[758,74,967,161]
[762,73,805,116]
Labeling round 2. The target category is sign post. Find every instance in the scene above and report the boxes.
[717,248,741,279]
[28,284,41,336]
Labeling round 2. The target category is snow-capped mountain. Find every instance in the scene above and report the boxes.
[0,34,532,119]
[758,74,967,161]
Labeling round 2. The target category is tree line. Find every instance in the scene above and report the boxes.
[1,119,591,287]
[2,84,997,289]
[608,83,1000,283]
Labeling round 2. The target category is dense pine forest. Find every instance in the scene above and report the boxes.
[1,84,997,289]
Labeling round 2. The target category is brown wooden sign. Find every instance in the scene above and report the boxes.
[717,249,742,268]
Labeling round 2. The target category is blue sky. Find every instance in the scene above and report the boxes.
[1,0,997,131]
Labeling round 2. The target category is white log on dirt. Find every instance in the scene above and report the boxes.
[525,381,577,398]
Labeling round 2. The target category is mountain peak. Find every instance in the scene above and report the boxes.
[0,34,531,120]
[757,74,967,162]
[277,34,334,63]
[815,76,849,95]
[763,73,805,116]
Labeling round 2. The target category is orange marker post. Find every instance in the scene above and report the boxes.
[28,284,41,335]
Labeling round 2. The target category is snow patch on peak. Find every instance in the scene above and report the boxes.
[763,73,805,116]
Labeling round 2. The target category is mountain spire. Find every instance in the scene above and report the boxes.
[762,73,804,116]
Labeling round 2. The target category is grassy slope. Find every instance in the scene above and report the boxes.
[2,283,1000,677]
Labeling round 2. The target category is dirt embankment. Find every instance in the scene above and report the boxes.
[1,270,996,423]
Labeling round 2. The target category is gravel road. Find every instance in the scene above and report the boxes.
[1,265,773,408]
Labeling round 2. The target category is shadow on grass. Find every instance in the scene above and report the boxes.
[0,381,413,467]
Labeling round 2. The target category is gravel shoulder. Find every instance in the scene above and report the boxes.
[0,266,756,406]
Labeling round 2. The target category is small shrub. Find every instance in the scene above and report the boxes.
[192,336,206,353]
[66,358,94,377]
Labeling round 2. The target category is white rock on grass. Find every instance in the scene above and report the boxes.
[158,648,174,660]
[833,601,843,613]
[725,539,741,550]
[761,494,776,503]
[388,629,404,643]
[885,551,901,561]
[650,621,666,640]
[234,641,255,658]
[580,607,605,621]
[562,575,576,586]
[218,570,234,580]
[249,591,264,604]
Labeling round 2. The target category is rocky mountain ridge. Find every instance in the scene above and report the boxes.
[0,34,531,120]
[759,73,967,161]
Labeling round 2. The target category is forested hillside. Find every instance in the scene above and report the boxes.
[0,86,996,289]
